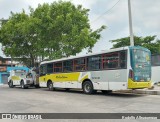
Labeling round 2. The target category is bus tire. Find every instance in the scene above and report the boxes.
[82,81,94,94]
[48,81,54,91]
[21,80,27,89]
[101,90,112,94]
[9,80,14,88]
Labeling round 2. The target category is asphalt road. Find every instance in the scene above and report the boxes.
[0,85,160,114]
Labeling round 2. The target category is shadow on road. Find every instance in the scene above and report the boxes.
[1,85,147,98]
[41,88,147,98]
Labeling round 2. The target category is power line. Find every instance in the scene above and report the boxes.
[91,0,121,24]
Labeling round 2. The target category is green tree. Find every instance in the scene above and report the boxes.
[0,11,40,67]
[0,1,106,67]
[32,1,105,59]
[110,35,160,54]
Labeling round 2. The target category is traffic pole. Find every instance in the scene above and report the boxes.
[128,0,134,46]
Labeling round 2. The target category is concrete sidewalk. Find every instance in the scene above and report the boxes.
[132,85,160,95]
[117,85,160,95]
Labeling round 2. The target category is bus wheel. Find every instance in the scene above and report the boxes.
[9,81,14,88]
[48,81,54,91]
[21,81,27,89]
[82,81,94,94]
[101,90,112,94]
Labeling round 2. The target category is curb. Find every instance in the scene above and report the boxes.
[116,89,160,95]
[134,90,160,95]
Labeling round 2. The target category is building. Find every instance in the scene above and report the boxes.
[0,56,15,84]
[0,56,30,84]
[0,56,15,71]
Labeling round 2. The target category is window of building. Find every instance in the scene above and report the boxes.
[0,66,6,72]
[63,60,73,72]
[74,58,86,71]
[87,55,101,70]
[54,62,62,72]
[2,60,5,64]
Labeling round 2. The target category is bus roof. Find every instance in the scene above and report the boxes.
[129,45,150,51]
[40,46,148,65]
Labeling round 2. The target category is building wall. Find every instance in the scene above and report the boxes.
[7,67,29,72]
[0,66,6,72]
[0,72,9,84]
[0,57,29,84]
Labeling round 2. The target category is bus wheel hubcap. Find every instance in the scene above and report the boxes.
[49,84,52,89]
[85,84,91,92]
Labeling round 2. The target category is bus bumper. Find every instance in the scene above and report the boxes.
[128,78,151,89]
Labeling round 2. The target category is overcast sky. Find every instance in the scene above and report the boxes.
[0,0,160,57]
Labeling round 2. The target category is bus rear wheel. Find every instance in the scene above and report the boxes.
[82,81,94,94]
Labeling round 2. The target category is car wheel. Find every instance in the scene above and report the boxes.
[21,81,27,89]
[9,81,14,88]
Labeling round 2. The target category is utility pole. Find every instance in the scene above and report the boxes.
[128,0,134,46]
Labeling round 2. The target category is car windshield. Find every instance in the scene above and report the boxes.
[15,72,26,78]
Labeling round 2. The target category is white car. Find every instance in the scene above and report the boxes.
[8,70,39,89]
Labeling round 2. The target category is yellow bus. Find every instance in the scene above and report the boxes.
[39,46,151,94]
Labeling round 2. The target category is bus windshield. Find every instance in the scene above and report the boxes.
[131,49,151,82]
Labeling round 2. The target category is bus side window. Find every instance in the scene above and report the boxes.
[63,60,73,72]
[119,51,127,68]
[54,62,62,72]
[88,56,101,70]
[103,52,119,69]
[40,65,47,76]
[74,58,86,71]
[47,63,53,74]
